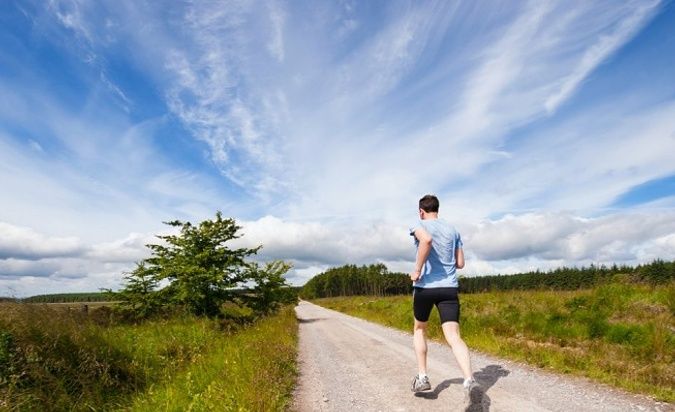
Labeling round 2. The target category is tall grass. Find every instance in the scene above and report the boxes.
[128,306,297,411]
[0,304,298,411]
[0,304,137,410]
[315,280,674,402]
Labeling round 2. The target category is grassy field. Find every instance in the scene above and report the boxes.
[314,280,674,402]
[0,303,298,411]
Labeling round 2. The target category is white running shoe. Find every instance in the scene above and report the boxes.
[411,375,432,392]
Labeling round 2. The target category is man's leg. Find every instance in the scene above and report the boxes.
[441,321,472,380]
[413,319,428,375]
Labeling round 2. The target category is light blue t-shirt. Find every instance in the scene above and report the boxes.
[409,218,463,288]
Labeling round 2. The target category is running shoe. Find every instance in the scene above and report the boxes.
[411,375,431,392]
[463,378,478,402]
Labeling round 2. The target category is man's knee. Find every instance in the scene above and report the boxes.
[414,320,428,332]
[441,321,461,338]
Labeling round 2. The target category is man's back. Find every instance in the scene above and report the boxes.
[411,218,462,288]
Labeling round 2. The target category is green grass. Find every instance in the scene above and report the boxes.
[0,303,298,411]
[128,307,298,411]
[314,281,675,402]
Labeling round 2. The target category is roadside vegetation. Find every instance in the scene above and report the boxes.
[0,303,297,411]
[128,306,297,411]
[314,279,674,402]
[0,212,299,411]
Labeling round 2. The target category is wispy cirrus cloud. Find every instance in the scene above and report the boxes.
[39,0,665,214]
[0,0,673,296]
[544,1,660,113]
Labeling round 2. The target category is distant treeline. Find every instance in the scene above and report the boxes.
[300,263,411,299]
[16,260,675,302]
[460,259,674,293]
[300,260,675,299]
[22,292,115,303]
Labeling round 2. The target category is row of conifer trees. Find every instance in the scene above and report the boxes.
[300,263,411,299]
[300,260,674,299]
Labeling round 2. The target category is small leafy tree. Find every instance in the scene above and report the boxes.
[116,212,293,318]
[115,263,162,319]
[243,261,298,315]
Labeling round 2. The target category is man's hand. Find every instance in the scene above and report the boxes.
[410,269,421,281]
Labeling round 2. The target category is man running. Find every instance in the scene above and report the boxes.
[409,194,475,397]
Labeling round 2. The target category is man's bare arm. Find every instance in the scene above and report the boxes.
[410,228,432,281]
[455,247,465,269]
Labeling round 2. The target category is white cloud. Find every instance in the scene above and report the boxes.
[287,264,331,286]
[0,224,158,296]
[544,1,660,113]
[28,139,44,152]
[86,232,154,263]
[35,0,665,220]
[48,0,131,110]
[1,0,673,296]
[0,222,83,260]
[49,0,92,43]
[456,100,675,217]
[637,233,675,261]
[267,0,286,62]
[235,216,411,266]
[235,211,675,281]
[465,211,675,264]
[2,207,672,295]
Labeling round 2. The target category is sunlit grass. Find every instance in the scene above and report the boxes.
[0,304,298,411]
[314,281,674,402]
[128,306,298,411]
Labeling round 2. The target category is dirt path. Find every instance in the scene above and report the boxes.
[292,301,670,412]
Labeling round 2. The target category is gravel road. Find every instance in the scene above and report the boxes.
[292,301,671,412]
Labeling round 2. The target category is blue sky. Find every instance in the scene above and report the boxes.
[1,0,674,296]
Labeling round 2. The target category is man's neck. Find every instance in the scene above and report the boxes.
[421,212,439,220]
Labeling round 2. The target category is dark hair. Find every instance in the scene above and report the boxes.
[419,194,439,213]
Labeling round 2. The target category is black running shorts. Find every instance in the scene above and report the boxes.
[413,287,460,324]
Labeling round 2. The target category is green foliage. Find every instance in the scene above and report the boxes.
[637,259,675,284]
[114,212,293,319]
[242,261,299,316]
[300,260,674,301]
[21,292,115,303]
[0,331,17,383]
[459,260,674,293]
[0,303,298,411]
[115,263,162,319]
[300,263,411,299]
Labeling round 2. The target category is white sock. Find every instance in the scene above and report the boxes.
[463,377,474,387]
[418,372,427,379]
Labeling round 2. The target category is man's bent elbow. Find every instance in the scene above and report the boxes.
[456,262,465,269]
